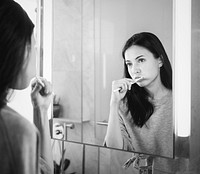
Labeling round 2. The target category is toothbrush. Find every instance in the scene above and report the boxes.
[113,77,143,92]
[35,76,48,96]
[36,76,45,87]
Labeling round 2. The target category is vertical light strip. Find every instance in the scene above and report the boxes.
[102,53,106,89]
[81,0,83,142]
[174,0,191,137]
[36,0,41,77]
[43,0,53,119]
[43,0,52,82]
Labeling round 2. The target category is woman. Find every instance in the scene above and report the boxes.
[0,0,53,173]
[104,32,173,157]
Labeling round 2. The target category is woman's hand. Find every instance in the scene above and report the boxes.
[110,78,135,105]
[30,77,53,110]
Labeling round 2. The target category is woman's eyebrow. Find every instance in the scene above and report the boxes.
[135,55,144,60]
[125,55,144,63]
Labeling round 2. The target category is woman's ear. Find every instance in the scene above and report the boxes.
[158,57,163,68]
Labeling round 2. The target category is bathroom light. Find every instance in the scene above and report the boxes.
[174,0,191,137]
[41,0,53,119]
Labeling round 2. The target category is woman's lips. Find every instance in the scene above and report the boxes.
[135,77,143,82]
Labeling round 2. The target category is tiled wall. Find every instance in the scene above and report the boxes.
[52,140,140,174]
[52,139,198,174]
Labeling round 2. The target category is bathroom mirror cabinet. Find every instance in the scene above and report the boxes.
[51,0,174,158]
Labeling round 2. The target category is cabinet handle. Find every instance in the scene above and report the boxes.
[65,123,75,129]
[96,121,108,126]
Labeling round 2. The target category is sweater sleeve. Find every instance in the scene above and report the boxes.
[15,122,52,174]
[16,120,52,174]
[40,157,53,174]
[118,113,135,152]
[11,120,40,174]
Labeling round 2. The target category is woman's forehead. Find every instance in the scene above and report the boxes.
[125,45,152,60]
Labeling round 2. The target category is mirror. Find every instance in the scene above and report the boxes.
[52,0,174,158]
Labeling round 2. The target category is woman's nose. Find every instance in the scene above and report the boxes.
[135,69,141,74]
[133,65,141,74]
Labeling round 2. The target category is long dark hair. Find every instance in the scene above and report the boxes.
[0,0,34,109]
[122,32,172,127]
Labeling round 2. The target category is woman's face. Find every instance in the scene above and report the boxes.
[15,33,36,89]
[124,45,163,89]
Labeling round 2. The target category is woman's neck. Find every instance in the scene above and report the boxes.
[145,78,170,100]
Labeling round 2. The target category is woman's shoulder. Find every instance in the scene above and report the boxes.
[0,106,40,173]
[0,105,38,138]
[150,89,172,106]
[118,99,128,114]
[118,99,132,121]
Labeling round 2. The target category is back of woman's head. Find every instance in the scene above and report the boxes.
[122,32,172,89]
[0,0,34,108]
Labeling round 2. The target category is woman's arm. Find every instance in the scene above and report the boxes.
[104,78,134,149]
[33,107,53,173]
[104,102,123,149]
[31,78,53,173]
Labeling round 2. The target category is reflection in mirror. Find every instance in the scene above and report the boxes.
[104,32,173,158]
[52,0,83,143]
[52,0,173,158]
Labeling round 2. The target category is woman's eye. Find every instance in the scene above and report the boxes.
[126,63,132,67]
[138,58,145,63]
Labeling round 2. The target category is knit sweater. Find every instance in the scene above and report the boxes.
[118,91,173,158]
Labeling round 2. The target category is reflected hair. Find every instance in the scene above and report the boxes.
[122,32,172,127]
[0,0,34,108]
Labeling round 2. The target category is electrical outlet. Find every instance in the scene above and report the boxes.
[53,122,65,140]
